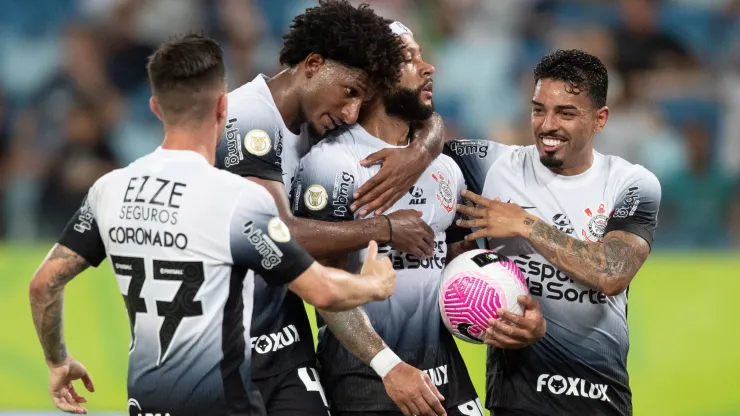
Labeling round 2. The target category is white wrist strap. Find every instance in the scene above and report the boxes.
[370,347,402,378]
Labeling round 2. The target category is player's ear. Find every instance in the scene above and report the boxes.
[216,92,228,125]
[593,106,609,134]
[303,53,325,79]
[149,97,163,121]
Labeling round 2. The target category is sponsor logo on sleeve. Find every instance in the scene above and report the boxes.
[224,118,243,168]
[304,184,328,211]
[73,197,95,233]
[536,374,610,402]
[332,172,354,217]
[243,220,283,270]
[449,140,489,159]
[244,129,272,156]
[612,186,640,219]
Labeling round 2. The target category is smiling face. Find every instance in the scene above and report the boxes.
[530,78,608,171]
[383,34,435,121]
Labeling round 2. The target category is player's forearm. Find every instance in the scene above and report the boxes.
[412,112,445,156]
[318,307,387,365]
[316,266,384,312]
[287,216,390,258]
[520,217,638,296]
[29,245,90,365]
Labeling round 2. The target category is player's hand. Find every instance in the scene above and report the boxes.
[48,357,95,414]
[383,362,447,416]
[351,147,432,217]
[484,295,546,349]
[455,190,532,240]
[360,240,396,301]
[387,210,435,258]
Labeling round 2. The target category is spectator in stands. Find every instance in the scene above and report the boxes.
[37,98,118,238]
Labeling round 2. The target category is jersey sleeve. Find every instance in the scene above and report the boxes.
[291,144,358,222]
[57,188,107,267]
[215,102,284,183]
[229,185,315,285]
[443,139,510,195]
[604,167,662,248]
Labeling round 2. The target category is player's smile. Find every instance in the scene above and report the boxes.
[539,133,568,153]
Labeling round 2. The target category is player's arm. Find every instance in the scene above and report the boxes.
[457,170,661,296]
[248,176,434,258]
[351,112,445,216]
[293,153,447,416]
[229,186,395,312]
[29,196,101,413]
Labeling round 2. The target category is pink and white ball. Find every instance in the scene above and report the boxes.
[439,249,529,344]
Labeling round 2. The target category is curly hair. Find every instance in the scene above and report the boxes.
[280,0,403,91]
[534,49,608,108]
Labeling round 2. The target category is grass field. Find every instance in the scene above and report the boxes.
[2,245,739,415]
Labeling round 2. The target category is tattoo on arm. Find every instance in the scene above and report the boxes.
[319,307,386,365]
[526,220,649,294]
[30,244,91,365]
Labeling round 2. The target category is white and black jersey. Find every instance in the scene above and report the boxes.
[451,141,660,416]
[214,74,316,380]
[58,148,314,416]
[291,125,480,413]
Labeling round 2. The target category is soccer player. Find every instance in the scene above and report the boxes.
[215,2,446,414]
[28,34,396,416]
[456,49,661,416]
[292,24,485,416]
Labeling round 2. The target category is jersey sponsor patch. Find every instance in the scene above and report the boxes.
[304,184,328,211]
[582,203,612,242]
[245,129,272,156]
[223,117,243,168]
[409,186,427,205]
[267,217,291,243]
[551,213,574,234]
[242,220,283,270]
[536,374,611,402]
[612,186,640,219]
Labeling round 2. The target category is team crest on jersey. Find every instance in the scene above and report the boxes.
[267,217,291,243]
[432,171,454,213]
[581,203,612,242]
[244,129,271,156]
[304,184,328,211]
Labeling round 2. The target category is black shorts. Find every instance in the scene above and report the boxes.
[253,364,330,415]
[332,398,484,416]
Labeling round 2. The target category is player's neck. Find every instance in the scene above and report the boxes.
[161,126,217,165]
[266,69,303,135]
[359,101,410,147]
[547,151,594,176]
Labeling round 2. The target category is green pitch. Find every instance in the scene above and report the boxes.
[2,245,739,415]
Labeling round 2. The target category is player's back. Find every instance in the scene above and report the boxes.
[292,125,478,413]
[92,148,266,416]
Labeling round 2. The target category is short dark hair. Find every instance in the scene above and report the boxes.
[147,33,226,125]
[534,49,608,108]
[280,0,403,91]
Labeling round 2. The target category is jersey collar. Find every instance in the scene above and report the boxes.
[531,147,603,186]
[153,147,210,164]
[350,124,411,150]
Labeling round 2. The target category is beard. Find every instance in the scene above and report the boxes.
[539,152,564,169]
[383,84,434,121]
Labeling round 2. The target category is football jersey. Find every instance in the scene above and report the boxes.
[471,144,660,416]
[214,74,315,379]
[57,148,314,416]
[292,124,478,412]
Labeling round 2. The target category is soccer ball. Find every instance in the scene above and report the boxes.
[438,249,529,344]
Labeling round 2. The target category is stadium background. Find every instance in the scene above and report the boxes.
[0,0,738,415]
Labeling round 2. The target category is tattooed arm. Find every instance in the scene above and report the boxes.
[29,244,90,365]
[315,257,446,414]
[458,168,661,297]
[522,221,649,296]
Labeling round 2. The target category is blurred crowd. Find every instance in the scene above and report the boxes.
[0,0,739,249]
